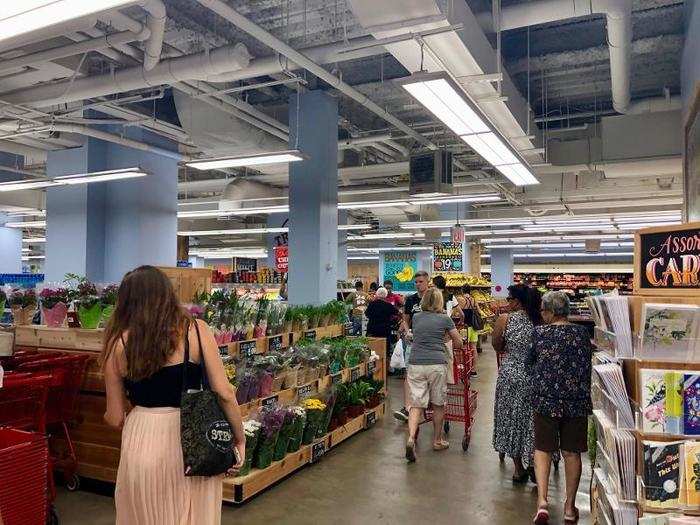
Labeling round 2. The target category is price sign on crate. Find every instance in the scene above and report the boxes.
[303,329,316,340]
[218,345,229,358]
[268,335,283,352]
[239,340,257,358]
[350,367,360,382]
[344,321,353,335]
[331,373,342,385]
[297,384,313,400]
[367,360,377,376]
[365,411,377,428]
[310,441,326,463]
[261,394,278,408]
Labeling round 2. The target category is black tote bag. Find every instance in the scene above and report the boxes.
[180,321,235,477]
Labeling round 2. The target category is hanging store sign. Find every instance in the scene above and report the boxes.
[433,242,463,272]
[382,250,418,292]
[634,223,700,295]
[274,245,288,273]
[450,225,465,244]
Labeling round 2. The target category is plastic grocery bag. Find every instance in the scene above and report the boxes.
[390,338,405,370]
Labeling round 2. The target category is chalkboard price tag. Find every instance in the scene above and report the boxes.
[261,394,278,408]
[218,345,229,358]
[331,372,342,385]
[297,383,312,399]
[350,367,360,382]
[268,335,283,352]
[304,329,316,340]
[239,340,257,358]
[310,441,326,463]
[367,360,377,375]
[344,322,353,335]
[365,411,377,428]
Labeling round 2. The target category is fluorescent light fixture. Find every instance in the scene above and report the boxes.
[8,210,46,217]
[54,167,148,184]
[399,72,539,186]
[481,252,634,259]
[348,256,379,260]
[348,232,424,241]
[346,246,433,253]
[408,194,501,205]
[338,224,373,231]
[0,180,55,192]
[177,210,223,219]
[0,0,136,44]
[178,227,288,236]
[5,220,46,228]
[186,150,306,170]
[21,248,30,253]
[189,248,268,259]
[22,237,46,243]
[21,255,45,260]
[225,205,290,216]
[338,200,409,209]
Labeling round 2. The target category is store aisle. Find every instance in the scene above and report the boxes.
[54,345,591,524]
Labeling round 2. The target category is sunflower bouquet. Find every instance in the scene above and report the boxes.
[301,398,327,445]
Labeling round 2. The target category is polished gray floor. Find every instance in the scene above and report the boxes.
[54,345,591,524]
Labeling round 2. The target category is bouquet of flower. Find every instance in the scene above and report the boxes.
[238,419,261,476]
[253,297,270,338]
[266,302,287,336]
[301,398,327,444]
[99,284,119,326]
[236,373,259,404]
[255,406,286,469]
[286,406,306,452]
[39,286,70,327]
[273,408,296,461]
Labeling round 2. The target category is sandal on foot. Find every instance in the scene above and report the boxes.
[405,439,416,463]
[512,471,529,484]
[533,507,549,524]
[564,507,579,523]
[433,440,449,451]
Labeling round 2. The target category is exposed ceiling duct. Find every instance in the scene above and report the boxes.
[500,0,632,114]
[219,179,285,213]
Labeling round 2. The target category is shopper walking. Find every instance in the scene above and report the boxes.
[345,281,369,336]
[394,270,431,422]
[530,291,593,525]
[405,288,463,462]
[492,284,542,483]
[383,279,404,308]
[365,287,400,362]
[101,266,245,525]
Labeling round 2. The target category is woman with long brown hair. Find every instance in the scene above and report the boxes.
[101,266,245,524]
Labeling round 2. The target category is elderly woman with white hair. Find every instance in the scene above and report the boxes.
[365,287,401,362]
[529,291,593,525]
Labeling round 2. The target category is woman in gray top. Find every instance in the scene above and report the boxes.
[405,288,463,463]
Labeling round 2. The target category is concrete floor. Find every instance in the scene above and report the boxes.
[54,346,592,524]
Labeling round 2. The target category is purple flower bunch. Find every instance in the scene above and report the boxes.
[259,406,286,440]
[9,288,37,307]
[39,287,69,308]
[100,284,119,306]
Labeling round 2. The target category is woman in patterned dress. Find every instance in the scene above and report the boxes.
[492,284,542,483]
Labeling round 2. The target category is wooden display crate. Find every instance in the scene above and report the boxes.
[157,266,212,304]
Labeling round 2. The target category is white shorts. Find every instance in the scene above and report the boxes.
[407,364,448,408]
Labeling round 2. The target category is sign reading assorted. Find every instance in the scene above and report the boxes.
[310,441,326,463]
[304,329,316,340]
[636,224,700,293]
[268,335,283,352]
[239,340,257,358]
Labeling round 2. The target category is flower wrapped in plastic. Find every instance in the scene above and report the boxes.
[238,419,262,476]
[273,408,296,461]
[286,406,306,452]
[301,398,327,445]
[254,406,286,469]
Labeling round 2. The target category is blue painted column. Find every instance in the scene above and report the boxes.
[337,210,348,281]
[45,127,177,283]
[490,248,514,298]
[0,214,22,273]
[287,91,338,305]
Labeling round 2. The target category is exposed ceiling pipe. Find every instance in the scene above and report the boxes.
[195,0,436,150]
[0,44,252,108]
[219,179,285,212]
[137,0,167,71]
[500,0,632,113]
[535,95,681,123]
[0,30,150,76]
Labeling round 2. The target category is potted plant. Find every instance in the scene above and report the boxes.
[254,406,285,469]
[329,383,349,430]
[39,287,70,327]
[346,381,372,418]
[0,288,6,315]
[301,398,327,444]
[100,284,119,326]
[8,288,36,325]
[238,420,261,477]
[72,277,102,329]
[286,406,306,452]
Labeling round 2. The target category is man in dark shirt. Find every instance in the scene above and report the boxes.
[395,270,430,422]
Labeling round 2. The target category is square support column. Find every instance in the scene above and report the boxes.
[0,215,22,274]
[288,91,338,305]
[490,248,514,298]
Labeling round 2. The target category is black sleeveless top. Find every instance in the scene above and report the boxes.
[123,322,203,408]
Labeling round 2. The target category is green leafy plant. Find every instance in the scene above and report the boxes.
[346,381,373,407]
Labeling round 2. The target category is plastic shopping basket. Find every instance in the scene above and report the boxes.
[0,427,49,525]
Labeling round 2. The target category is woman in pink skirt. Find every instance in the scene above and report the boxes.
[101,266,245,525]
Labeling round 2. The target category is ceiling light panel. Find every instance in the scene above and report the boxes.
[185,150,306,170]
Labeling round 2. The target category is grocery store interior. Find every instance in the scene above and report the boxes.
[0,0,698,524]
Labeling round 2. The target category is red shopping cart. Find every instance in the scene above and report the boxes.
[0,428,51,525]
[17,354,90,491]
[0,373,51,433]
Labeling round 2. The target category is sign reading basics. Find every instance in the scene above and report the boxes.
[365,411,377,428]
[350,367,361,382]
[433,242,463,272]
[261,394,278,408]
[304,329,316,340]
[268,335,283,352]
[310,441,326,463]
[239,340,257,358]
[297,384,313,399]
[635,223,700,294]
[218,345,229,358]
[382,250,418,293]
[331,372,342,385]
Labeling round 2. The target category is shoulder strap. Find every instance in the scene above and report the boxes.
[182,319,191,393]
[192,319,209,390]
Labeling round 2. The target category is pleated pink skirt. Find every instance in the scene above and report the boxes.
[115,407,222,525]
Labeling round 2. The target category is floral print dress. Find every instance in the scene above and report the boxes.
[493,311,536,464]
